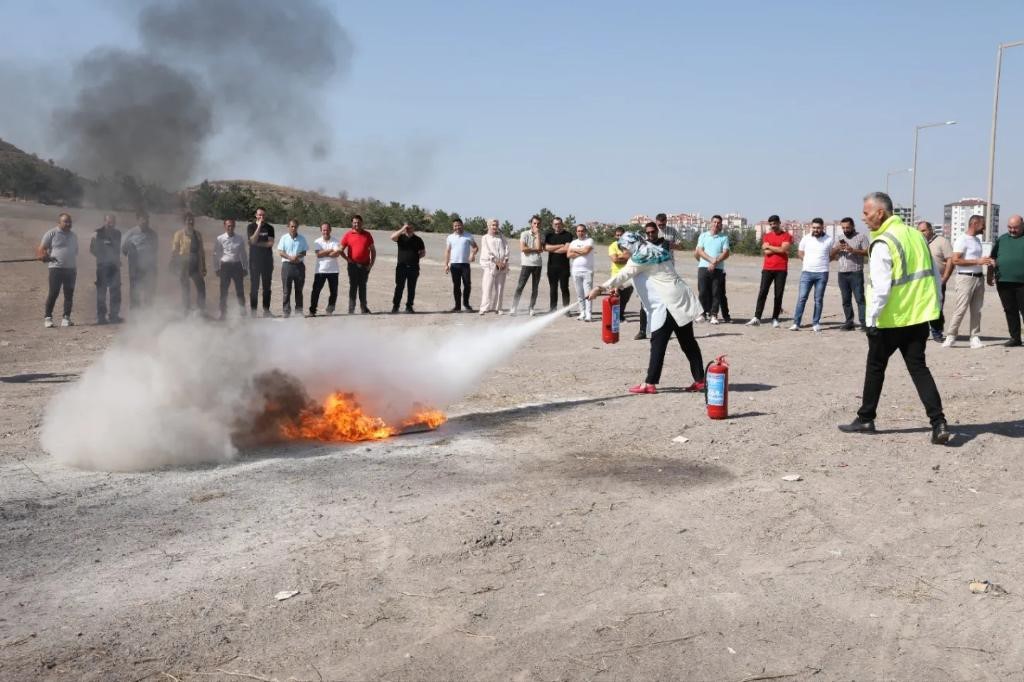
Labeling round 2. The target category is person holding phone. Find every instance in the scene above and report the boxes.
[831,216,869,330]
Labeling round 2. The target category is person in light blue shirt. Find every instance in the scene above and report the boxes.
[695,215,731,323]
[276,219,309,317]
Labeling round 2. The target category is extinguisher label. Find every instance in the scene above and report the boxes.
[611,304,620,333]
[707,373,726,406]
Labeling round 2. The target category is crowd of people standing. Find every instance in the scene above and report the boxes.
[34,206,1024,352]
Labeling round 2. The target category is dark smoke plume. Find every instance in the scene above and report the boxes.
[54,0,352,189]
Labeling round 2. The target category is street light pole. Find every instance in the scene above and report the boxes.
[910,120,957,223]
[885,168,913,202]
[985,40,1024,242]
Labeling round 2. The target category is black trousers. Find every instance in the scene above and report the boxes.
[857,322,945,428]
[929,282,947,334]
[128,267,156,309]
[249,257,273,311]
[347,262,370,311]
[95,263,121,321]
[450,262,471,308]
[618,284,633,318]
[646,314,705,385]
[218,261,246,315]
[281,262,305,314]
[838,270,866,326]
[393,264,419,307]
[754,270,788,320]
[697,268,730,318]
[511,265,542,311]
[179,269,206,311]
[311,272,338,313]
[45,268,76,318]
[997,281,1024,342]
[547,267,570,310]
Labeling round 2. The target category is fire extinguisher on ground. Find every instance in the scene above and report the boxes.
[602,291,620,344]
[705,355,728,419]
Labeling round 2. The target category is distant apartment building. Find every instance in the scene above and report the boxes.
[722,212,747,229]
[894,206,913,226]
[944,198,1000,243]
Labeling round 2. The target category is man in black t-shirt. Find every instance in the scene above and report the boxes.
[544,217,572,312]
[390,222,426,313]
[246,206,276,315]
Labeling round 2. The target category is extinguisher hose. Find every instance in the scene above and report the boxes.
[703,361,714,404]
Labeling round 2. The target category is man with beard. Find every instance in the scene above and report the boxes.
[834,216,870,330]
[544,217,572,312]
[747,214,792,328]
[695,214,731,324]
[790,217,833,332]
[510,215,544,316]
[38,212,79,328]
[918,221,954,342]
[390,221,424,313]
[247,206,275,317]
[340,215,375,314]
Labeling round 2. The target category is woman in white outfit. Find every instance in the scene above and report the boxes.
[588,231,706,394]
[478,218,510,314]
[568,224,595,321]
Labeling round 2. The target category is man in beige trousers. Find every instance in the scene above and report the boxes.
[479,219,510,314]
[944,215,994,348]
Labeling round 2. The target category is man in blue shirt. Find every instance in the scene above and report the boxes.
[695,215,731,324]
[276,219,308,318]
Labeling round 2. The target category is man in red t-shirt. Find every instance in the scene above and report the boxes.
[746,214,792,328]
[340,215,376,314]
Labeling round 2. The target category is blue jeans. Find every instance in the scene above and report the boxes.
[793,271,828,326]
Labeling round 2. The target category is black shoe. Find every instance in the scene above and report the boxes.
[361,308,372,314]
[633,331,647,340]
[449,306,462,313]
[1005,338,1023,347]
[109,315,124,324]
[931,422,952,445]
[838,418,876,434]
[391,305,399,314]
[308,309,317,317]
[840,322,855,331]
[348,307,356,314]
[721,318,732,324]
[464,305,475,313]
[96,318,108,325]
[405,306,415,313]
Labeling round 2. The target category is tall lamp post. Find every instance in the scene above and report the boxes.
[985,40,1024,242]
[885,168,913,203]
[910,120,957,223]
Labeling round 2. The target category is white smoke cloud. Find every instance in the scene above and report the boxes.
[41,311,566,472]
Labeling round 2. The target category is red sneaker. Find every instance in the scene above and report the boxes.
[683,381,706,393]
[628,384,657,394]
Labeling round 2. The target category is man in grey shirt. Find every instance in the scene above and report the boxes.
[832,216,869,330]
[122,210,159,310]
[90,214,122,324]
[37,212,79,328]
[510,215,544,315]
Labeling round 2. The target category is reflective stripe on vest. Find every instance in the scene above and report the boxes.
[872,231,937,286]
[867,217,941,328]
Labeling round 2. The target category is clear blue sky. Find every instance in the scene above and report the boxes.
[2,0,1023,226]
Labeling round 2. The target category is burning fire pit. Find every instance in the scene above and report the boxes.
[281,392,446,442]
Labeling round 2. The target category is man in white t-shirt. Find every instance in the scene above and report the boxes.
[943,215,994,348]
[309,222,341,316]
[443,218,479,312]
[790,218,834,332]
[567,224,595,321]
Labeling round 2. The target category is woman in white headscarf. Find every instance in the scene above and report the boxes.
[478,218,510,314]
[588,229,706,394]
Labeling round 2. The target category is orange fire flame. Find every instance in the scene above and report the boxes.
[281,392,446,442]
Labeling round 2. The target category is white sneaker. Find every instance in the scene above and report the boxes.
[812,324,822,333]
[61,317,73,327]
[942,336,956,348]
[772,319,781,328]
[44,317,54,329]
[529,308,537,317]
[509,308,517,317]
[789,323,799,331]
[497,310,503,316]
[745,318,760,326]
[709,317,719,325]
[970,336,983,349]
[584,315,592,322]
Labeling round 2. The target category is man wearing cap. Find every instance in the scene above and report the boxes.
[839,191,950,445]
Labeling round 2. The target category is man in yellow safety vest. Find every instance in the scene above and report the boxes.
[838,191,951,445]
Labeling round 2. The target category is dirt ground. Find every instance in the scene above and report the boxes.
[2,199,1023,681]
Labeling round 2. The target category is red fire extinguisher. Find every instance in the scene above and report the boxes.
[602,291,620,344]
[705,355,728,419]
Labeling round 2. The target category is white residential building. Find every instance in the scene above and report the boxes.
[943,198,1000,243]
